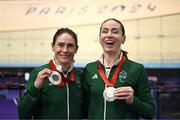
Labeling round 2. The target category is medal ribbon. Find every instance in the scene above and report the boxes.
[97,55,126,87]
[49,60,75,87]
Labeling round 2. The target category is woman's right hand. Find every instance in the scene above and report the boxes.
[34,68,52,89]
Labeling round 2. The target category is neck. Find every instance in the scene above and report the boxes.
[61,64,71,72]
[54,59,71,72]
[103,50,121,68]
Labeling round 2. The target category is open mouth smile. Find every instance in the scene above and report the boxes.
[105,40,115,46]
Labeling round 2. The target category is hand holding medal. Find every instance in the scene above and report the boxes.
[103,86,134,103]
[34,68,52,89]
[48,60,75,88]
[34,67,63,89]
[115,86,134,104]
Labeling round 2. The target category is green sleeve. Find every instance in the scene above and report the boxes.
[130,65,155,119]
[18,68,41,119]
[82,65,91,119]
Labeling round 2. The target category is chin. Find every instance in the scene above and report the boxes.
[60,60,70,64]
[104,49,115,52]
[61,58,73,63]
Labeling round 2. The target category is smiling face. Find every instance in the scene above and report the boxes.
[99,19,126,54]
[52,32,78,66]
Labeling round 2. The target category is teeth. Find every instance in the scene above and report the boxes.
[105,40,114,45]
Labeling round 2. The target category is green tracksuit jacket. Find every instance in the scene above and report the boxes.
[18,64,83,119]
[83,56,155,119]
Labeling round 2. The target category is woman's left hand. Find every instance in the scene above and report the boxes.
[115,86,134,104]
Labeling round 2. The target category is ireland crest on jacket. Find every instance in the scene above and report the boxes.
[118,70,127,82]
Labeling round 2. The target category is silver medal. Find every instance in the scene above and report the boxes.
[103,87,116,102]
[49,71,62,85]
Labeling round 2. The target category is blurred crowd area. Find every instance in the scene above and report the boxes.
[0,68,180,119]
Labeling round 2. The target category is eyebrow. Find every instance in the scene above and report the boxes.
[101,28,120,30]
[56,41,75,45]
